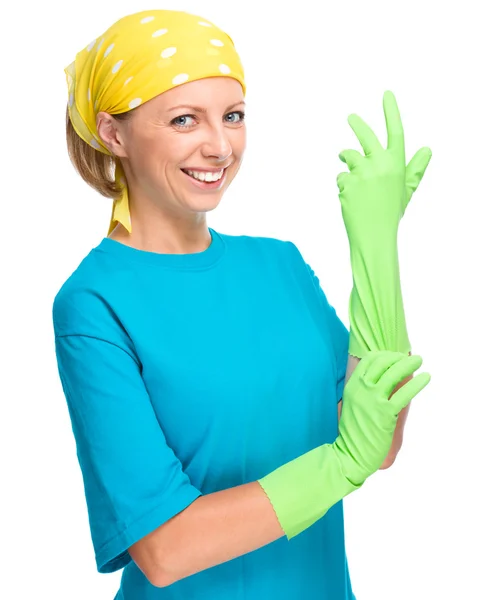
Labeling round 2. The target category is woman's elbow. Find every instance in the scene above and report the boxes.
[129,534,182,588]
[379,455,397,470]
[379,443,403,469]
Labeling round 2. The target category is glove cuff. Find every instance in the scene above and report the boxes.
[258,443,362,540]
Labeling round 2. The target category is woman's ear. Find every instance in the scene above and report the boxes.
[96,112,128,158]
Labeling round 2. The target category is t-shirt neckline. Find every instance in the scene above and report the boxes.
[95,227,225,269]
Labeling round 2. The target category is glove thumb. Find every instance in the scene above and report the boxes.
[404,147,432,209]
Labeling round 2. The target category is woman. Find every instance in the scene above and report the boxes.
[53,9,431,599]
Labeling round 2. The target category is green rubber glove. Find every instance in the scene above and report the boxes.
[337,91,432,358]
[258,351,431,539]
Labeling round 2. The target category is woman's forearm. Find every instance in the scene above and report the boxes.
[348,236,410,357]
[130,482,284,588]
[345,354,360,385]
[344,237,414,463]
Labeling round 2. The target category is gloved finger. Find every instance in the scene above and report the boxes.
[338,149,364,171]
[361,351,406,386]
[337,172,349,193]
[404,146,433,207]
[348,113,383,156]
[379,354,424,398]
[384,90,405,163]
[388,372,431,415]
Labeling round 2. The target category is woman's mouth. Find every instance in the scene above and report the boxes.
[180,167,227,191]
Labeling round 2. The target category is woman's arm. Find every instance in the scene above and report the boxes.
[132,350,423,588]
[338,354,412,468]
[129,481,284,588]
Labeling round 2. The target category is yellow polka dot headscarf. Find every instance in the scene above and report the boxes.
[65,9,246,235]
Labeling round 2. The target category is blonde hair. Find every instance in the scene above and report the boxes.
[65,106,132,198]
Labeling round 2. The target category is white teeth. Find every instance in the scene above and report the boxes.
[185,169,224,182]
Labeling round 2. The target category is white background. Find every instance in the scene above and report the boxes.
[2,0,495,598]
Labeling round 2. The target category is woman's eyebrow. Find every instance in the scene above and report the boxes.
[166,101,246,113]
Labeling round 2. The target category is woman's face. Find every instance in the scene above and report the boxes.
[98,76,246,220]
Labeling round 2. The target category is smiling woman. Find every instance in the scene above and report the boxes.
[64,8,246,247]
[94,76,247,247]
[66,94,246,222]
[53,7,430,600]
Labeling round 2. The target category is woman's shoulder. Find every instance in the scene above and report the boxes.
[52,242,128,338]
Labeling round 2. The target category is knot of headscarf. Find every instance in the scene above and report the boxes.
[65,9,246,235]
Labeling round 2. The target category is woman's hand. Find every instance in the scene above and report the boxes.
[334,350,431,485]
[337,90,432,249]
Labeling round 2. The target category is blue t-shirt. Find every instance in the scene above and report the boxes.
[52,227,355,599]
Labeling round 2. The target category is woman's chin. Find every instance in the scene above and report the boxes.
[181,194,225,213]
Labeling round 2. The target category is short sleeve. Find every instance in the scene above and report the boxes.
[54,333,203,574]
[285,240,350,402]
[304,263,350,401]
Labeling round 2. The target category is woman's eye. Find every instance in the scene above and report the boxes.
[173,115,195,127]
[226,111,245,123]
[172,111,245,128]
